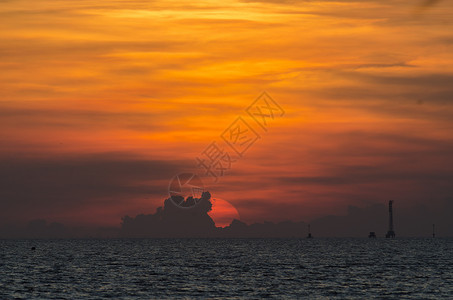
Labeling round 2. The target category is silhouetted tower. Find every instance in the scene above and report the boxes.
[432,224,435,238]
[385,200,395,238]
[307,224,313,239]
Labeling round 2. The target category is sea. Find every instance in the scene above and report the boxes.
[0,238,452,299]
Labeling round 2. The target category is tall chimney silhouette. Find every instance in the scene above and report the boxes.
[385,200,395,238]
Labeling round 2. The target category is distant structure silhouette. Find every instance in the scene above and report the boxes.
[307,224,313,239]
[432,224,435,238]
[385,200,395,238]
[368,231,376,238]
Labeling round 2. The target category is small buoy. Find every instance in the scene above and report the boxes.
[31,247,36,251]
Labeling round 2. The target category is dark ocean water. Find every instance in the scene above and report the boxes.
[0,238,452,299]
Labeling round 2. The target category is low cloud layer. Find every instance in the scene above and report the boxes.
[2,196,452,238]
[0,153,193,226]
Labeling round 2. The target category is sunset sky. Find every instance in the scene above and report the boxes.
[1,0,453,228]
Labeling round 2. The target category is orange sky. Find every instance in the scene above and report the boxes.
[1,0,453,227]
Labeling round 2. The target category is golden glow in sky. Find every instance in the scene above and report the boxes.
[1,0,453,226]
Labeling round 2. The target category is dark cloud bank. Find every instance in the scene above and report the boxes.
[0,153,193,225]
[1,192,452,238]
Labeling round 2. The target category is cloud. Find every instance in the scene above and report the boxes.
[2,192,452,237]
[121,191,217,237]
[419,0,442,9]
[1,0,452,228]
[0,153,193,226]
[0,105,174,131]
